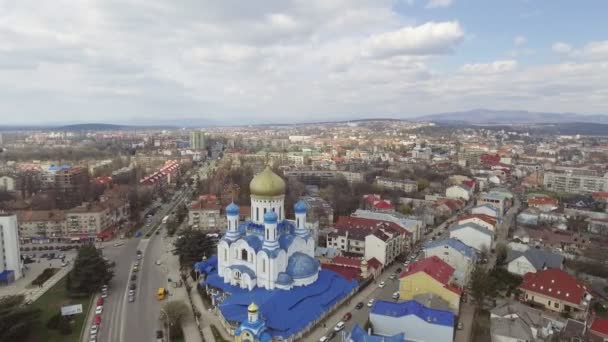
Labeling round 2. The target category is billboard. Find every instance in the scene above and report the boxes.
[61,304,83,316]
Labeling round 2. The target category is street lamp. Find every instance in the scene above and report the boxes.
[159,308,171,342]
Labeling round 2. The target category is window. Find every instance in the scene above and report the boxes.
[262,259,266,273]
[554,302,559,309]
[266,229,269,240]
[224,248,227,261]
[241,249,248,261]
[256,207,259,221]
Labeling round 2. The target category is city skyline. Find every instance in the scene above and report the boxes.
[1,1,608,125]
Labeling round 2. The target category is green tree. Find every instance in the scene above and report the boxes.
[416,178,430,192]
[161,301,190,338]
[0,295,41,342]
[173,229,217,269]
[67,244,114,295]
[469,266,495,309]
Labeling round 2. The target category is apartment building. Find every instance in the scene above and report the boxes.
[543,169,608,194]
[0,213,22,281]
[17,210,67,242]
[188,196,223,230]
[54,166,90,208]
[375,176,418,193]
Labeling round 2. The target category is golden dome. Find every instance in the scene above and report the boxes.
[249,166,286,197]
[248,302,259,313]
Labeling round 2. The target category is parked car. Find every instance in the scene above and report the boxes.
[156,329,164,342]
[367,299,374,307]
[334,321,345,331]
[389,274,396,280]
[378,281,386,288]
[392,292,400,300]
[101,292,108,299]
[129,283,136,290]
[128,295,135,303]
[94,315,102,325]
[355,302,364,310]
[97,297,104,306]
[95,306,103,315]
[91,325,98,335]
[131,274,137,281]
[457,321,463,330]
[319,337,328,342]
[395,268,402,273]
[343,312,352,321]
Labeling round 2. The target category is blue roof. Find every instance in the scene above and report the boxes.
[228,265,256,279]
[264,211,278,224]
[243,235,263,252]
[48,164,71,172]
[226,202,239,216]
[423,238,477,260]
[371,300,454,327]
[350,324,404,342]
[294,200,308,214]
[276,272,293,285]
[204,269,357,339]
[286,252,319,279]
[194,255,218,274]
[278,233,295,250]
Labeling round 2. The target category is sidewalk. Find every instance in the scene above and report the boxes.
[189,283,232,341]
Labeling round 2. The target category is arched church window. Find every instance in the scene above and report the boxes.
[256,207,259,221]
[224,248,227,261]
[241,249,248,261]
[297,218,299,227]
[266,229,269,240]
[262,259,266,273]
[264,208,267,215]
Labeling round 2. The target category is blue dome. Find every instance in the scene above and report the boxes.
[264,211,278,224]
[226,202,239,216]
[286,252,319,279]
[276,272,293,285]
[294,200,308,214]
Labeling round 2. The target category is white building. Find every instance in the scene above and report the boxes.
[375,177,418,193]
[352,209,423,243]
[363,226,405,266]
[449,222,495,252]
[423,238,478,287]
[457,214,497,232]
[471,204,500,219]
[0,176,16,192]
[217,167,318,291]
[446,185,472,201]
[370,300,454,342]
[505,248,563,276]
[0,213,22,281]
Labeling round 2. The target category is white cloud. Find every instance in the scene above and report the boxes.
[426,0,453,8]
[582,40,608,60]
[514,35,527,47]
[460,60,518,74]
[361,21,464,58]
[552,42,572,54]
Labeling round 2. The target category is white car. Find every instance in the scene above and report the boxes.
[389,274,396,280]
[90,325,98,335]
[319,336,328,342]
[101,285,108,292]
[392,292,400,299]
[378,281,386,288]
[95,305,103,314]
[334,321,345,331]
[155,260,162,265]
[367,299,374,307]
[101,292,108,298]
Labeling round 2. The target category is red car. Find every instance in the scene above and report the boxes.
[97,297,104,306]
[94,315,102,325]
[343,312,352,322]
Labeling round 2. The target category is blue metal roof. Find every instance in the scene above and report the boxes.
[194,255,218,274]
[243,235,263,252]
[350,324,404,342]
[423,238,477,260]
[286,252,319,279]
[228,265,256,279]
[264,211,278,224]
[371,300,454,327]
[226,202,239,216]
[278,233,295,250]
[276,272,294,285]
[294,200,308,214]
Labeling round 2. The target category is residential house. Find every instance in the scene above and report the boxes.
[589,317,608,342]
[370,300,454,342]
[352,209,423,243]
[457,213,497,232]
[364,224,406,267]
[517,208,540,226]
[449,222,495,252]
[478,191,510,217]
[375,176,418,193]
[471,204,500,219]
[188,195,223,230]
[423,238,477,287]
[560,319,586,342]
[399,256,461,313]
[490,300,566,342]
[519,269,592,319]
[528,196,559,212]
[506,248,564,276]
[445,185,472,201]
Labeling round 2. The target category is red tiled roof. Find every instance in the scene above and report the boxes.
[592,192,608,198]
[528,197,558,206]
[321,263,361,281]
[463,180,476,189]
[591,317,608,336]
[367,257,382,270]
[373,200,394,210]
[332,256,362,268]
[520,269,587,305]
[457,214,497,226]
[399,256,461,295]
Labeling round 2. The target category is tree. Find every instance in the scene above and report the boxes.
[67,244,114,296]
[469,266,495,309]
[416,178,430,192]
[495,243,508,266]
[0,295,41,342]
[176,204,188,224]
[566,215,588,234]
[173,229,216,269]
[161,301,189,338]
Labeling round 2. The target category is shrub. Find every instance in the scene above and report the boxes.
[58,318,72,335]
[47,313,62,330]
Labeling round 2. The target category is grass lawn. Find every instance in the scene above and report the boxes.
[471,309,491,342]
[26,275,92,342]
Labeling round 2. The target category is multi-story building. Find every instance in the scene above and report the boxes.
[352,209,423,243]
[375,176,418,193]
[543,170,608,194]
[0,175,16,191]
[423,238,477,287]
[300,196,334,229]
[0,213,22,281]
[54,166,90,209]
[17,210,67,243]
[190,130,206,150]
[364,224,407,267]
[188,196,223,230]
[65,198,129,242]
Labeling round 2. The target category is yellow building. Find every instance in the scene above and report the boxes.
[399,256,461,313]
[234,303,272,342]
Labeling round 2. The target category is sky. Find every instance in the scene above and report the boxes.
[1,0,608,125]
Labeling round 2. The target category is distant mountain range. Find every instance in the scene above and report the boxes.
[56,123,176,131]
[415,109,608,125]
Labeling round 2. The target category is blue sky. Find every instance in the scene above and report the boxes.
[0,0,607,125]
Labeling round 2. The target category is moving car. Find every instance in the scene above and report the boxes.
[155,260,162,265]
[113,242,124,247]
[355,302,364,310]
[319,337,328,342]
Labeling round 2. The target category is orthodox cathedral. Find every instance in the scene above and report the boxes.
[217,166,318,291]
